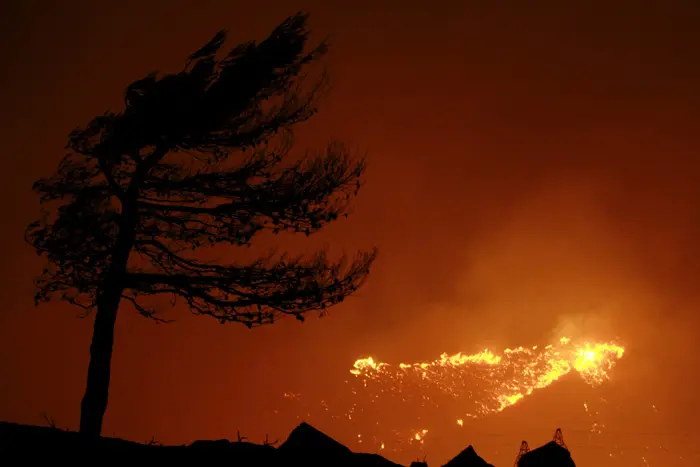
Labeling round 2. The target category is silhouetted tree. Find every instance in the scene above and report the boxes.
[25,12,377,438]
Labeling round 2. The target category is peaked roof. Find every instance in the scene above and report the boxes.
[279,422,402,467]
[279,422,352,456]
[443,444,495,467]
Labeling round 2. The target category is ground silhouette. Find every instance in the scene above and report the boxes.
[24,10,376,439]
[0,420,576,466]
[0,420,401,465]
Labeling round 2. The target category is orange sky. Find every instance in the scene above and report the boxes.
[1,1,699,465]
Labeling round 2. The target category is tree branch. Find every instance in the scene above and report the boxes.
[122,246,376,326]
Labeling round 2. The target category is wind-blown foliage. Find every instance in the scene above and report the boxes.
[26,12,377,327]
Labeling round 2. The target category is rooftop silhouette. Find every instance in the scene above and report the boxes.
[517,441,576,467]
[442,445,495,467]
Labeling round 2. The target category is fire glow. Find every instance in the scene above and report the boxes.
[349,337,625,416]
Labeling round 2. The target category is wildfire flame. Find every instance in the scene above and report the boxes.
[349,337,624,415]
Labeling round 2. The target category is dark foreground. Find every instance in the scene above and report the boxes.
[0,420,574,466]
[0,420,405,466]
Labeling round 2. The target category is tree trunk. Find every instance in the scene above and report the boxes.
[79,206,137,438]
[79,282,123,438]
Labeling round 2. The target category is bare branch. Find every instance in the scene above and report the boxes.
[42,413,57,429]
[120,293,174,324]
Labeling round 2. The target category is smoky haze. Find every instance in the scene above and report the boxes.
[1,1,699,466]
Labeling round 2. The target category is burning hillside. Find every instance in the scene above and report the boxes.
[349,337,624,417]
[275,336,625,461]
